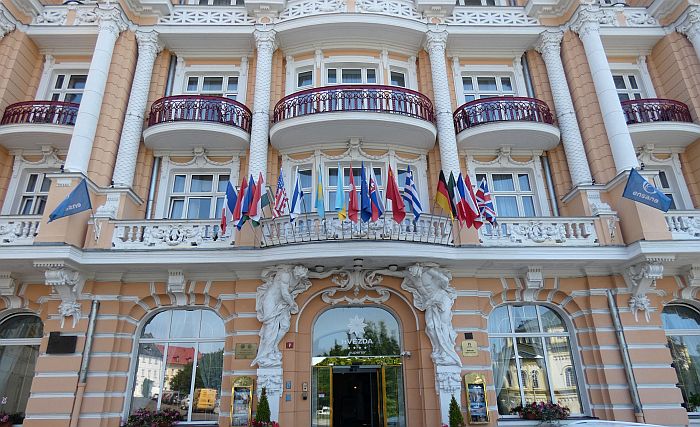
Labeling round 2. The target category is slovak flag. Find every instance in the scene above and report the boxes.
[475,177,497,226]
[220,177,238,234]
[369,165,384,221]
[360,162,371,223]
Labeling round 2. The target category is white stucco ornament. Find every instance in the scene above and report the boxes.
[252,264,310,368]
[347,315,367,337]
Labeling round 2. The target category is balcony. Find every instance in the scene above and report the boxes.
[143,95,252,151]
[479,217,599,247]
[665,211,700,240]
[621,99,700,150]
[0,215,41,245]
[453,97,560,150]
[260,212,453,247]
[269,85,437,150]
[0,101,78,150]
[112,219,233,249]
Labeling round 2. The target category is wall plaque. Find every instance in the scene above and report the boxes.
[235,343,258,359]
[461,339,478,357]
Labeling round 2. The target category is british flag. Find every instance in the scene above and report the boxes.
[475,177,497,225]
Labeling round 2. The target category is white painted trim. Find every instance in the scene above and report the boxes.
[637,148,694,210]
[2,149,65,215]
[35,60,91,101]
[608,62,654,98]
[637,56,657,98]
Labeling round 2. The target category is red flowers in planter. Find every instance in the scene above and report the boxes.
[513,402,571,422]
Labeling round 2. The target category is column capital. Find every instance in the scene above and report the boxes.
[0,10,15,39]
[96,5,128,38]
[571,6,604,39]
[425,29,448,54]
[254,28,277,51]
[677,6,700,40]
[135,30,163,57]
[35,261,86,328]
[535,29,563,55]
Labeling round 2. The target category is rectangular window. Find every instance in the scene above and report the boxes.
[18,173,51,215]
[457,0,498,4]
[651,169,678,210]
[462,74,515,103]
[390,71,406,88]
[183,75,239,99]
[297,71,314,88]
[475,172,537,217]
[612,73,644,102]
[49,73,88,104]
[168,173,229,219]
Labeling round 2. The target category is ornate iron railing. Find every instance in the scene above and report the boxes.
[272,85,436,123]
[621,98,693,125]
[148,95,252,133]
[453,96,554,134]
[260,212,453,247]
[1,101,79,126]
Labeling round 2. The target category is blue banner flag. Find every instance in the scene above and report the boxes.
[48,178,92,223]
[622,168,672,212]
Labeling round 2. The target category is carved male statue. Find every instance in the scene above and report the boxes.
[252,265,310,368]
[401,263,461,367]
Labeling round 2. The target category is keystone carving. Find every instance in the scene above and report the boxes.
[36,262,85,328]
[623,258,672,322]
[168,270,187,306]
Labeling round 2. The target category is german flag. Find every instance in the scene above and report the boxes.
[436,170,454,219]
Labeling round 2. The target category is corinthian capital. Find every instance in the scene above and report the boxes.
[535,30,563,55]
[35,262,86,328]
[425,30,448,54]
[571,6,603,39]
[678,7,700,40]
[136,30,163,58]
[254,29,277,51]
[0,11,15,38]
[96,6,127,38]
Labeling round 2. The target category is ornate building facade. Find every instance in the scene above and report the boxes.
[1,0,700,426]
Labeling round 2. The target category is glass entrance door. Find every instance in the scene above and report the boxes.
[332,367,380,427]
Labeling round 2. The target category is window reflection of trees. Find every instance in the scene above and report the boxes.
[662,304,700,412]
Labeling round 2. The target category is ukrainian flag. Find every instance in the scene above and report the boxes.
[316,165,325,219]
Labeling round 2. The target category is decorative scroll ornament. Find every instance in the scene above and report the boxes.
[36,263,85,328]
[96,6,128,37]
[623,258,671,322]
[322,269,390,305]
[252,265,310,368]
[0,10,15,36]
[256,368,283,396]
[435,366,461,394]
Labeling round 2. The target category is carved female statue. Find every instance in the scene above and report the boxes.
[252,265,310,368]
[401,263,461,367]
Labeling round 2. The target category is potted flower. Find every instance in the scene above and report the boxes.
[513,402,570,423]
[0,412,11,427]
[121,408,182,427]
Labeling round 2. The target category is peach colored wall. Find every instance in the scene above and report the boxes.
[86,31,138,188]
[561,31,617,184]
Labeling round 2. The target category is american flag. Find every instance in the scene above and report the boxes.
[272,169,288,218]
[475,177,497,225]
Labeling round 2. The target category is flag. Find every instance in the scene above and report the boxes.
[476,177,497,225]
[289,167,304,222]
[236,175,254,229]
[369,165,384,221]
[457,173,481,229]
[386,166,405,223]
[360,162,371,223]
[622,168,672,212]
[48,178,92,223]
[315,165,325,219]
[348,163,359,223]
[402,165,422,222]
[447,172,462,223]
[335,162,347,220]
[273,169,288,218]
[221,178,238,234]
[249,172,264,224]
[435,170,453,219]
[233,176,248,229]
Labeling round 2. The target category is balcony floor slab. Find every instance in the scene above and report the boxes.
[628,122,700,150]
[0,124,74,151]
[143,121,251,151]
[456,121,560,151]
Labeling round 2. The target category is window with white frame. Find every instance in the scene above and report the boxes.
[475,171,537,217]
[184,74,239,99]
[390,70,407,88]
[297,68,314,89]
[192,0,244,5]
[649,169,679,210]
[49,73,87,104]
[456,0,504,5]
[168,173,230,219]
[489,304,583,416]
[326,66,378,85]
[462,74,516,103]
[612,73,644,102]
[663,304,700,413]
[18,172,51,215]
[292,166,313,213]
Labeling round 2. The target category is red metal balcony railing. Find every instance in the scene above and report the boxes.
[621,98,693,125]
[453,96,554,134]
[272,85,436,124]
[1,101,79,126]
[148,95,252,133]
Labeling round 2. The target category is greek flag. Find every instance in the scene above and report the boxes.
[402,165,422,222]
[289,167,304,222]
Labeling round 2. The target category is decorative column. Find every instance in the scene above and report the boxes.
[572,6,639,174]
[64,6,126,174]
[247,28,276,180]
[401,263,462,425]
[426,30,461,177]
[678,8,700,62]
[536,30,593,186]
[112,30,162,188]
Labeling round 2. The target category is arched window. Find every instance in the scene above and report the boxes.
[129,309,225,423]
[564,367,575,388]
[0,314,43,422]
[488,304,582,416]
[662,304,700,412]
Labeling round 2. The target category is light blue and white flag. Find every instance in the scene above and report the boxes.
[289,167,304,222]
[402,165,422,222]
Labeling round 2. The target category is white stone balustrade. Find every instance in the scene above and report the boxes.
[479,217,598,246]
[112,219,234,249]
[0,215,41,245]
[665,211,700,240]
[260,212,454,247]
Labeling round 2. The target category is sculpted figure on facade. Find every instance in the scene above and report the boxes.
[252,264,310,368]
[401,263,461,367]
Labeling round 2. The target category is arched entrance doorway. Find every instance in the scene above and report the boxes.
[311,306,406,427]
